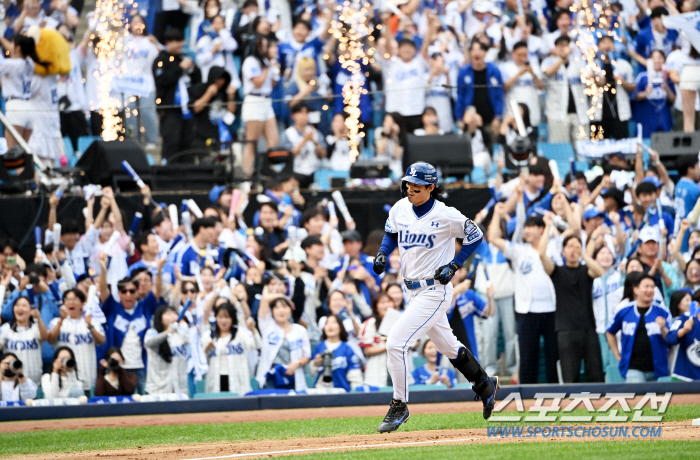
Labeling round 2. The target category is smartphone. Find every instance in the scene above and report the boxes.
[6,256,16,267]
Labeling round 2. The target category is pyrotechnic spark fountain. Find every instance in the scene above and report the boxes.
[571,0,617,140]
[329,1,375,161]
[93,0,124,141]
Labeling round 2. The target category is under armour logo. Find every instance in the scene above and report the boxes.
[410,167,417,176]
[431,222,439,228]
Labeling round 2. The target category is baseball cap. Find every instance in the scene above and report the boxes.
[601,187,626,208]
[583,206,603,221]
[341,229,362,242]
[611,152,626,161]
[473,0,492,13]
[639,226,660,243]
[642,175,662,189]
[209,185,227,204]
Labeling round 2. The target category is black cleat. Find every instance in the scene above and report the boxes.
[377,399,410,433]
[473,376,500,420]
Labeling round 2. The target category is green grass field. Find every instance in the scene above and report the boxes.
[290,441,700,460]
[1,403,697,457]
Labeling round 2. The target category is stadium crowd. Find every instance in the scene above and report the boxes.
[2,0,700,403]
[5,0,700,172]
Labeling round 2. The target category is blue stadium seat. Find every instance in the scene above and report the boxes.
[469,167,487,184]
[193,392,239,399]
[408,384,445,391]
[539,143,576,179]
[314,169,350,190]
[62,137,76,166]
[538,123,548,142]
[413,355,427,369]
[306,375,317,388]
[77,136,101,154]
[195,377,206,394]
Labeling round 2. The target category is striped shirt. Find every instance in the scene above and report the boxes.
[0,322,43,384]
[144,328,189,394]
[48,317,104,390]
[202,329,261,394]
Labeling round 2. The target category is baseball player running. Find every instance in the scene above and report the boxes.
[373,162,499,433]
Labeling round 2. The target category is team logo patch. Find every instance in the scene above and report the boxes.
[464,219,483,244]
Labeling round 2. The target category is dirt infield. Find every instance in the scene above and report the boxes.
[17,422,700,460]
[3,394,698,434]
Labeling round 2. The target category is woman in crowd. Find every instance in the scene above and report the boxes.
[41,346,84,398]
[685,259,700,291]
[144,305,190,395]
[0,34,46,149]
[202,302,260,394]
[0,296,47,384]
[241,34,280,178]
[256,294,310,391]
[634,49,675,135]
[47,288,105,393]
[0,352,37,402]
[669,289,693,320]
[309,315,363,391]
[95,347,138,397]
[411,339,457,388]
[122,14,160,149]
[385,283,405,310]
[359,293,395,388]
[285,56,330,136]
[319,290,362,360]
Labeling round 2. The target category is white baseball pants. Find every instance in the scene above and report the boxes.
[386,282,463,402]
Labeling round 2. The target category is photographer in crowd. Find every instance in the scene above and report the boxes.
[95,347,138,397]
[0,352,37,402]
[41,346,84,398]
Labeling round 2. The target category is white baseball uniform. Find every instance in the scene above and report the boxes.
[384,198,483,402]
[0,322,44,384]
[48,317,104,391]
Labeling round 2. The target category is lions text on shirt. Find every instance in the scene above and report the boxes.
[499,60,543,126]
[385,198,480,281]
[0,323,43,384]
[144,328,190,394]
[383,55,429,117]
[0,56,34,100]
[48,317,104,390]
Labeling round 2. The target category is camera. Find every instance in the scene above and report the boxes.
[108,358,120,372]
[62,358,76,369]
[3,359,22,378]
[28,273,40,286]
[321,351,334,383]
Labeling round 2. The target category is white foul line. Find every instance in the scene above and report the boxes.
[182,436,483,460]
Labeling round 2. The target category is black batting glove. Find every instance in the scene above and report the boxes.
[373,251,387,275]
[434,261,460,285]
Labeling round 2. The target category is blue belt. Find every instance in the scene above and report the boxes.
[404,279,435,290]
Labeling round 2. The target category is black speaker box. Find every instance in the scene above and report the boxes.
[404,134,472,178]
[76,139,151,191]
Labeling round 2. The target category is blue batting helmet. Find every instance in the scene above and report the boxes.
[401,162,438,197]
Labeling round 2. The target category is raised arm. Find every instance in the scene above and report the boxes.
[98,252,110,303]
[487,203,508,253]
[539,213,555,275]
